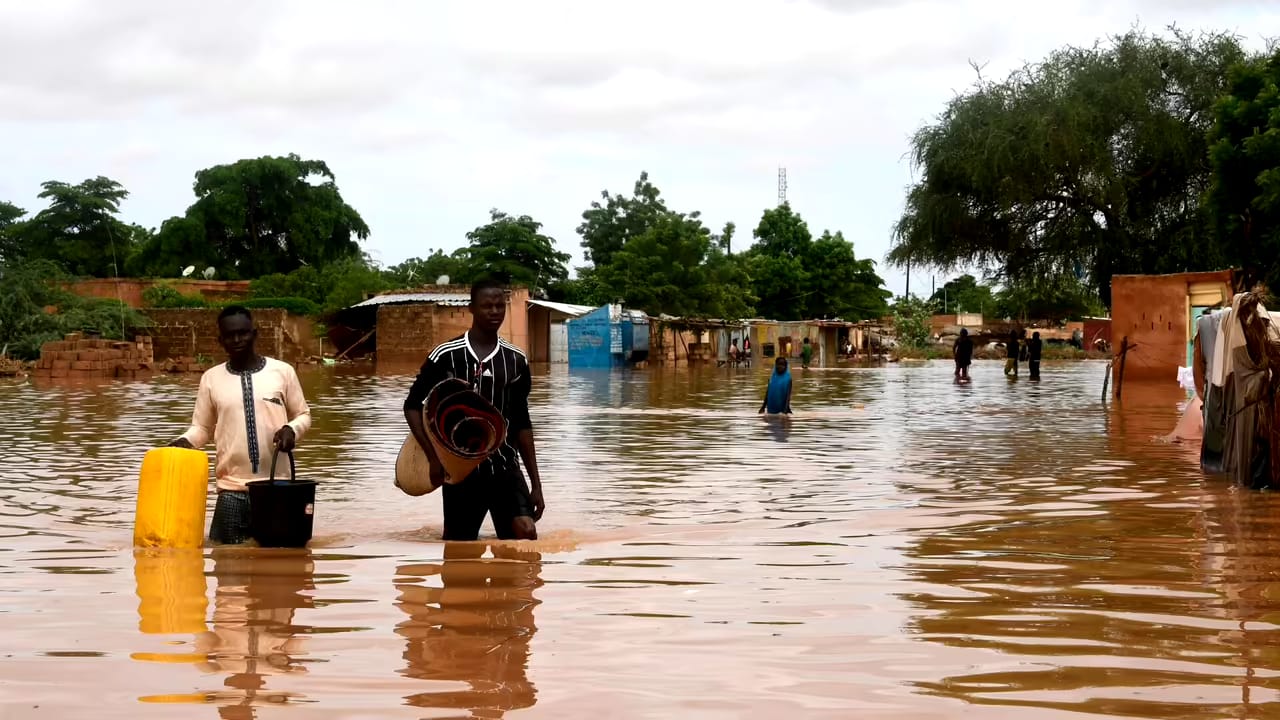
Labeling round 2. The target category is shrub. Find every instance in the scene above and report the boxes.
[142,284,207,308]
[236,297,321,316]
[892,296,934,349]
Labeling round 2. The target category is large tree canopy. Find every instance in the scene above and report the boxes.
[132,154,370,278]
[572,172,756,318]
[746,204,889,320]
[577,171,669,267]
[889,29,1249,306]
[464,210,570,292]
[9,177,135,277]
[593,213,754,319]
[1206,49,1280,291]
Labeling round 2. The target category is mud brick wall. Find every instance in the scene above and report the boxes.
[64,278,251,308]
[376,304,436,363]
[374,299,531,364]
[34,334,155,379]
[143,308,293,364]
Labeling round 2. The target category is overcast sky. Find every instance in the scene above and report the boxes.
[0,0,1273,296]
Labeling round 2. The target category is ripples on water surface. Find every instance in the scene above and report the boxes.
[2,360,1279,719]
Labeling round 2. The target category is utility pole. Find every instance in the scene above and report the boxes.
[777,167,787,206]
[905,259,910,298]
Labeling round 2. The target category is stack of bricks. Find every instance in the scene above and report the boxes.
[33,333,154,379]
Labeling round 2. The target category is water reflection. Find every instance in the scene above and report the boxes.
[897,379,1280,718]
[134,548,315,716]
[132,548,210,663]
[394,544,543,717]
[197,548,315,718]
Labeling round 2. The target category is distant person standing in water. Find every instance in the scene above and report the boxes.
[800,337,814,369]
[760,357,793,415]
[953,328,973,382]
[1004,330,1020,378]
[1028,331,1043,380]
[169,306,312,545]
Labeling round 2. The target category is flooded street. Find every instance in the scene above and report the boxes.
[3,360,1280,719]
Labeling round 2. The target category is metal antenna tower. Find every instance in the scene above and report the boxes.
[777,167,787,206]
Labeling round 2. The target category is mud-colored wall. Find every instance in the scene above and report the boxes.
[374,290,531,364]
[143,308,315,365]
[1110,271,1232,384]
[66,279,252,308]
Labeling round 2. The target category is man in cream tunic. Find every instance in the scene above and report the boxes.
[171,306,312,545]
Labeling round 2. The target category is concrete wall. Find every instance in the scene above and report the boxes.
[66,279,252,308]
[930,313,983,335]
[1110,271,1232,383]
[143,308,314,365]
[568,305,615,369]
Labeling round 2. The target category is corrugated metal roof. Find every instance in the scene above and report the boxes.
[350,292,470,308]
[527,299,595,317]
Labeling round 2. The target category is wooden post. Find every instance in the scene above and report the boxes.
[1116,335,1129,400]
[1102,360,1112,403]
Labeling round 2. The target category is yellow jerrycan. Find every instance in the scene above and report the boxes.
[133,447,210,549]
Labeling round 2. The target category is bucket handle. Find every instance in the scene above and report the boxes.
[269,446,296,483]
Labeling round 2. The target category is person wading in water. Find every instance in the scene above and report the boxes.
[759,357,794,415]
[402,278,546,541]
[170,306,312,545]
[953,328,973,383]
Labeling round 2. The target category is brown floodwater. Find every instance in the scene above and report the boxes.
[2,359,1279,719]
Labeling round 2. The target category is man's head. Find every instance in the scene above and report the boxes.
[775,357,788,373]
[960,328,969,337]
[1033,331,1040,339]
[218,306,256,361]
[803,337,810,344]
[469,278,507,333]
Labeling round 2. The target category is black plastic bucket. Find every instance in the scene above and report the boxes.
[246,449,316,548]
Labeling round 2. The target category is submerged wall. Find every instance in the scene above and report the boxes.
[1110,271,1232,385]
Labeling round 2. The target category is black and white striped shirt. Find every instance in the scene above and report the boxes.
[403,331,533,478]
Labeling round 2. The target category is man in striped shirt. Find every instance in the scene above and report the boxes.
[402,279,546,541]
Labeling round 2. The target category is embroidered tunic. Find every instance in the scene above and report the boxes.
[181,357,312,492]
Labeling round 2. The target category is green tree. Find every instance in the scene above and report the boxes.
[992,273,1107,322]
[464,210,570,291]
[384,249,470,288]
[11,177,135,277]
[889,29,1248,306]
[594,213,754,319]
[745,204,889,320]
[1206,49,1280,290]
[928,274,996,315]
[577,171,670,267]
[126,215,217,278]
[250,256,388,316]
[0,201,25,262]
[806,231,891,320]
[136,154,370,279]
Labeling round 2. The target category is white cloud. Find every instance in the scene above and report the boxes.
[0,0,1275,297]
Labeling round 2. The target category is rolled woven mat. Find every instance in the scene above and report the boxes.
[424,378,508,483]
